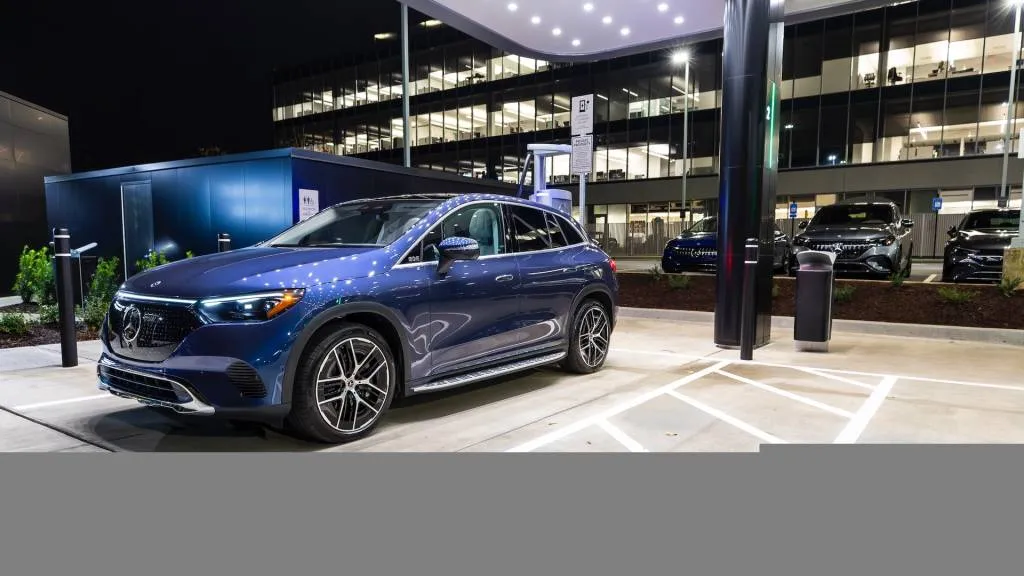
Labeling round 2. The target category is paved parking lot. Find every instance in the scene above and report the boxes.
[1,316,1022,452]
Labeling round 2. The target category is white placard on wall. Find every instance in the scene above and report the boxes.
[298,189,320,221]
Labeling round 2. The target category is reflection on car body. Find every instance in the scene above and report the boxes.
[96,193,619,444]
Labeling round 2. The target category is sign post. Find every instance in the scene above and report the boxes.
[789,201,798,237]
[571,94,594,230]
[932,196,943,213]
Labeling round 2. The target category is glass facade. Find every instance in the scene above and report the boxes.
[272,0,1024,244]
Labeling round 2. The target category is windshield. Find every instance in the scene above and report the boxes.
[961,210,1020,231]
[267,199,443,248]
[686,217,718,234]
[812,204,895,227]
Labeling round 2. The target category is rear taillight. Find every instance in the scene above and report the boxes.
[609,259,617,273]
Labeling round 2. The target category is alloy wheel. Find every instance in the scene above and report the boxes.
[314,337,391,434]
[577,306,610,368]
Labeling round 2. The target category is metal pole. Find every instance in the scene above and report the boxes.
[1000,2,1022,204]
[52,228,78,368]
[579,174,588,231]
[682,59,690,226]
[401,3,412,168]
[739,237,759,361]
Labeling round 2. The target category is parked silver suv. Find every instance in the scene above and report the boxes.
[788,199,915,279]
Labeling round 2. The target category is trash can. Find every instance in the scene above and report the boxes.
[793,250,837,352]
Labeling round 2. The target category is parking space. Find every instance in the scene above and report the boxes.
[1,316,1022,452]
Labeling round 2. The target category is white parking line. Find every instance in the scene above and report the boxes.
[506,359,732,452]
[924,274,937,283]
[666,389,787,445]
[834,376,899,444]
[13,394,112,412]
[715,369,855,419]
[597,420,648,452]
[614,347,1024,393]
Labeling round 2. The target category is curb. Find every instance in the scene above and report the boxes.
[617,307,1024,347]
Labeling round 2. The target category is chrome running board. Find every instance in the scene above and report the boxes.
[412,351,566,394]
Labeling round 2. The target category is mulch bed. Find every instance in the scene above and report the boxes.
[618,272,1024,330]
[0,323,100,349]
[0,302,41,315]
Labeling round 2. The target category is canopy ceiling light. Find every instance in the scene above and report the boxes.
[401,0,898,61]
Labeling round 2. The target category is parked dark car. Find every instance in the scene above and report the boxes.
[941,208,1020,283]
[96,193,619,444]
[661,216,792,273]
[789,200,914,279]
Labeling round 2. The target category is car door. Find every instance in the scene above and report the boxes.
[505,204,588,351]
[419,201,523,375]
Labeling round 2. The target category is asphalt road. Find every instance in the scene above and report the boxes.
[616,258,944,283]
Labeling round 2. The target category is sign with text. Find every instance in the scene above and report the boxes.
[571,135,594,175]
[299,188,320,221]
[789,202,798,219]
[932,196,943,212]
[571,94,594,136]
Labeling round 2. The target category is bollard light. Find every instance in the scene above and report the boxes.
[52,228,79,368]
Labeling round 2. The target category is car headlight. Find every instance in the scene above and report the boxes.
[197,289,305,324]
[951,247,978,259]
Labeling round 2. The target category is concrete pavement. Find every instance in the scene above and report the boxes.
[1,315,1021,452]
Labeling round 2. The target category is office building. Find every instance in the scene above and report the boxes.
[272,0,1024,253]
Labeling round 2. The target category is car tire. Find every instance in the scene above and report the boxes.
[562,299,612,375]
[286,322,397,444]
[904,253,913,277]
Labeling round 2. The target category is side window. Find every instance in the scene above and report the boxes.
[556,214,586,245]
[508,206,553,252]
[545,212,569,248]
[418,203,506,262]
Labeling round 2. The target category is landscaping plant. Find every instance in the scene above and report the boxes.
[667,273,691,290]
[81,256,122,331]
[833,284,857,304]
[937,285,976,305]
[0,313,29,337]
[998,276,1023,298]
[12,245,56,304]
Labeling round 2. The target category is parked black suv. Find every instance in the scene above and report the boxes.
[941,208,1020,283]
[789,199,915,279]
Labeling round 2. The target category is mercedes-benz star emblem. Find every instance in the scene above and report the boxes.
[832,243,844,253]
[121,305,143,347]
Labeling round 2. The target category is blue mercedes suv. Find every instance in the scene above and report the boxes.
[97,193,619,444]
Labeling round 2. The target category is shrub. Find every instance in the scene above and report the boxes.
[81,256,121,332]
[0,313,29,337]
[771,281,780,299]
[38,304,59,326]
[937,286,975,305]
[12,245,55,304]
[667,274,691,290]
[833,284,857,304]
[889,270,907,288]
[647,265,663,282]
[998,276,1023,298]
[136,250,170,273]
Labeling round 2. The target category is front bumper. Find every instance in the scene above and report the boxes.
[97,357,215,415]
[791,245,897,277]
[662,251,717,273]
[945,255,1004,282]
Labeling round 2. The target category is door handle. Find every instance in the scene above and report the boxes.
[495,274,514,283]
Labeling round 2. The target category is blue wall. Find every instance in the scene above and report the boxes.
[45,149,516,279]
[46,154,293,275]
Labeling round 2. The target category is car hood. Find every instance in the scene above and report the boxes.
[120,246,385,299]
[667,232,717,248]
[798,224,893,242]
[954,229,1018,250]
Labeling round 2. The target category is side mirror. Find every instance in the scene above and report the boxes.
[902,218,915,228]
[437,236,480,275]
[798,221,809,230]
[947,226,958,239]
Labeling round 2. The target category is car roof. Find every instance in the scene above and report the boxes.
[967,207,1019,213]
[337,192,561,211]
[834,198,897,207]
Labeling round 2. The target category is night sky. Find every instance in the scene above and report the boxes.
[2,0,401,172]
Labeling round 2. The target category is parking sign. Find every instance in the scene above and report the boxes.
[932,197,943,212]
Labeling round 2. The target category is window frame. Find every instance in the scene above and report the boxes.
[398,200,511,266]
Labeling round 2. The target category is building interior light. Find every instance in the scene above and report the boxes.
[674,16,685,24]
[552,28,562,36]
[671,51,689,64]
[658,3,670,12]
[620,27,630,36]
[507,3,518,12]
[373,32,395,40]
[421,19,442,27]
[602,15,613,25]
[583,3,594,12]
[531,15,541,24]
[572,39,581,47]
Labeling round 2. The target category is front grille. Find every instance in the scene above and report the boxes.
[226,361,267,398]
[99,363,182,404]
[105,298,200,362]
[807,241,874,260]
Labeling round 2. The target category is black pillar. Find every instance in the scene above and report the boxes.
[53,228,79,368]
[715,0,785,349]
[218,233,232,252]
